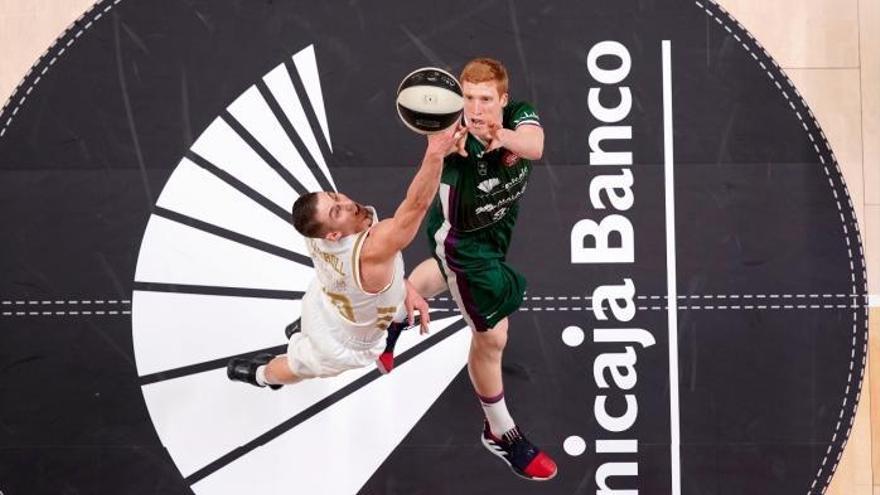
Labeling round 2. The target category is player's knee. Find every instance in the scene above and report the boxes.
[474,324,508,355]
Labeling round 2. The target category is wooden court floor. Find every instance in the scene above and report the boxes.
[1,0,877,493]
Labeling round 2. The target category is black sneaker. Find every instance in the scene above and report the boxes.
[226,353,282,390]
[480,421,558,481]
[284,318,302,339]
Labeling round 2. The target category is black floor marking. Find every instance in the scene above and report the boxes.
[219,110,310,196]
[256,80,334,193]
[184,317,469,485]
[285,59,335,182]
[140,342,287,386]
[138,344,290,386]
[152,206,313,267]
[132,282,305,300]
[186,150,292,223]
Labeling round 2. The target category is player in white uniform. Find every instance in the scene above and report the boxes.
[288,210,406,378]
[227,123,463,388]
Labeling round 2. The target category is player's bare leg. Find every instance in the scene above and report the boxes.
[470,317,557,481]
[468,318,508,400]
[408,258,449,298]
[264,355,303,385]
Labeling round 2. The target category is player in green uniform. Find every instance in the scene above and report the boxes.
[378,58,557,481]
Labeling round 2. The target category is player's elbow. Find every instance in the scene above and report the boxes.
[517,143,543,161]
[523,148,543,161]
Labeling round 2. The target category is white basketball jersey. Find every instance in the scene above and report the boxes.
[305,207,406,342]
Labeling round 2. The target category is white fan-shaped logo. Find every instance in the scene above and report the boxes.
[131,45,469,494]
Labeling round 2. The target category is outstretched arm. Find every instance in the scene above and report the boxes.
[482,122,544,161]
[366,124,463,261]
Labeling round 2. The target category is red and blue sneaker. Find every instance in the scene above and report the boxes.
[376,351,395,374]
[480,421,558,481]
[376,320,410,374]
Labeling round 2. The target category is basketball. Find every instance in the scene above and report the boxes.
[396,67,463,134]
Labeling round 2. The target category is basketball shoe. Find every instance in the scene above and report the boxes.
[227,353,282,390]
[480,420,557,481]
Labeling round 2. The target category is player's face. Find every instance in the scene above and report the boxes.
[314,191,372,240]
[461,80,508,133]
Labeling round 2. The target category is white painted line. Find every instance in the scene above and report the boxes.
[662,40,681,495]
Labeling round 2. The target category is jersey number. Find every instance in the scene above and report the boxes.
[325,291,355,321]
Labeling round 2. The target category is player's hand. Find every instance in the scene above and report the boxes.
[466,116,503,154]
[426,122,465,157]
[483,121,505,153]
[404,279,431,334]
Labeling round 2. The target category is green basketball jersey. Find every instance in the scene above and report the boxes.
[431,100,540,233]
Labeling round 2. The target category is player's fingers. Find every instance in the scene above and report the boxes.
[405,299,415,326]
[448,128,464,149]
[457,135,468,157]
[421,305,431,332]
[445,123,460,139]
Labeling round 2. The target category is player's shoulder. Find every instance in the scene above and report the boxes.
[504,100,541,128]
[359,219,394,260]
[365,218,394,241]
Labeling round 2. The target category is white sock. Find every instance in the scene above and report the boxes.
[255,365,269,387]
[479,391,515,437]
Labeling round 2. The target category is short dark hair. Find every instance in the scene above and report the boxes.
[291,192,325,238]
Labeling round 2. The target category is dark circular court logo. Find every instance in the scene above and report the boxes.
[0,1,868,494]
